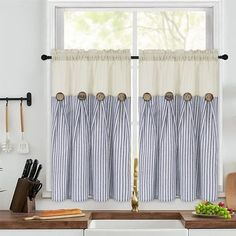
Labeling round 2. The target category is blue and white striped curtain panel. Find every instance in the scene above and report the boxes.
[139,50,219,202]
[51,50,131,202]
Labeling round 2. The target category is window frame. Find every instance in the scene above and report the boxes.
[44,0,223,198]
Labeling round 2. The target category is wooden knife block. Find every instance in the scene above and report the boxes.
[10,178,36,213]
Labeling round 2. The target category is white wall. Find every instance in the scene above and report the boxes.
[0,0,236,211]
[0,0,47,209]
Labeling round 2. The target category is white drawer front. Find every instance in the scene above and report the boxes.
[189,229,236,236]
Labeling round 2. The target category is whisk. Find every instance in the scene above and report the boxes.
[1,100,13,152]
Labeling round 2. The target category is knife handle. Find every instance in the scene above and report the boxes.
[21,159,29,178]
[25,159,33,178]
[33,164,42,181]
[21,159,32,178]
[29,159,38,180]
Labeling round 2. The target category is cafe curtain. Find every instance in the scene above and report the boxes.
[139,50,219,202]
[51,49,131,202]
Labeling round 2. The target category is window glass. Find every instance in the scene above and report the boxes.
[137,11,207,50]
[64,11,132,49]
[63,10,209,50]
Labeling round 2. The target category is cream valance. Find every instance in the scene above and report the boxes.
[139,50,219,97]
[51,49,131,97]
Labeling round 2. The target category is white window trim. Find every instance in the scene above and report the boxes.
[44,0,224,198]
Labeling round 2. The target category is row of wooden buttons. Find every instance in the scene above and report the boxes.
[56,92,127,101]
[143,92,214,102]
[55,92,214,102]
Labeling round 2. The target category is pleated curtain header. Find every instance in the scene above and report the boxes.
[139,49,218,61]
[52,49,130,60]
[139,50,219,97]
[51,49,131,97]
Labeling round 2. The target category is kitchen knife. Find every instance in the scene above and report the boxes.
[33,164,42,181]
[21,159,33,178]
[28,159,38,181]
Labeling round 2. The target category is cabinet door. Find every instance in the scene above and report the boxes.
[0,229,83,236]
[189,229,236,236]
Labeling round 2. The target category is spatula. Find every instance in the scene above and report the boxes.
[1,101,13,152]
[17,100,29,154]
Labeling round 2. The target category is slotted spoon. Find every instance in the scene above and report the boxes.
[17,100,29,154]
[1,100,13,152]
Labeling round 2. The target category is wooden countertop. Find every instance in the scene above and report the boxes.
[1,210,236,229]
[0,211,91,229]
[91,210,181,220]
[181,211,236,229]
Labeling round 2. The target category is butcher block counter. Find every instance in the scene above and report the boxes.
[0,210,236,229]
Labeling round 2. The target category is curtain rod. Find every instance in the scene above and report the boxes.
[41,54,229,61]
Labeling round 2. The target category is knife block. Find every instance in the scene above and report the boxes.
[10,178,36,213]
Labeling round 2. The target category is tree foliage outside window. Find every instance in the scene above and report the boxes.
[64,11,132,49]
[64,10,206,50]
[138,11,205,50]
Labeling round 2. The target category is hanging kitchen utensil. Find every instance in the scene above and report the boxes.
[17,100,29,154]
[1,100,13,152]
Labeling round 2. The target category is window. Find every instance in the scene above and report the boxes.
[55,7,214,160]
[56,9,213,50]
[45,1,221,195]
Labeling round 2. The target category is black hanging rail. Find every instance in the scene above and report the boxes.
[41,54,229,61]
[0,92,32,106]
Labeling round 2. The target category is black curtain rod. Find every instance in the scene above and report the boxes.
[41,54,229,61]
[0,92,32,106]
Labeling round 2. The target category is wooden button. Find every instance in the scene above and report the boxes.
[165,92,174,101]
[56,92,65,101]
[78,92,87,100]
[143,93,152,101]
[96,92,105,101]
[205,93,214,102]
[183,92,192,101]
[118,93,126,101]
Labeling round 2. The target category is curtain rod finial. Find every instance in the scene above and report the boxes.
[218,54,228,60]
[41,54,52,60]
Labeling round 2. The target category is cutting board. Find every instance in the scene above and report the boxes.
[225,172,236,210]
[24,213,85,221]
